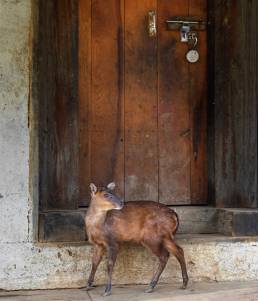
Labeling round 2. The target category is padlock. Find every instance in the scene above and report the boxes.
[186,50,199,63]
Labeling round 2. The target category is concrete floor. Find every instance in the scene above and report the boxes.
[1,281,258,301]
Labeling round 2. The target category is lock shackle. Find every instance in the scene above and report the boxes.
[192,36,198,49]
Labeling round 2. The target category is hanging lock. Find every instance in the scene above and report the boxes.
[186,32,199,63]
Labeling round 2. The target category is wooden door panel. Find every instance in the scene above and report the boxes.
[189,0,208,204]
[90,0,124,201]
[158,1,191,204]
[78,0,207,205]
[124,0,158,201]
[78,0,91,206]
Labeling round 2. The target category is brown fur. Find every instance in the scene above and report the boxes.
[85,184,188,296]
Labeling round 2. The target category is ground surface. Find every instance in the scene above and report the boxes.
[1,281,258,301]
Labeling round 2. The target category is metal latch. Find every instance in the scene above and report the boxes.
[166,17,206,30]
[166,17,206,42]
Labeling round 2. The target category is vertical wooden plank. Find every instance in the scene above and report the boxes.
[38,0,79,210]
[38,0,50,210]
[158,0,191,204]
[124,0,158,201]
[189,0,208,204]
[90,0,125,197]
[214,0,258,208]
[78,0,91,206]
[207,0,216,206]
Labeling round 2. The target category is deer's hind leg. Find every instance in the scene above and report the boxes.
[142,239,170,293]
[163,237,188,289]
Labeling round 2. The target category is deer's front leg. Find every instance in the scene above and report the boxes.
[86,244,104,290]
[103,243,118,297]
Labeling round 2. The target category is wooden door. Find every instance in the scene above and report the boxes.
[79,0,207,206]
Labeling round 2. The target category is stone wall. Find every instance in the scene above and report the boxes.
[0,0,258,291]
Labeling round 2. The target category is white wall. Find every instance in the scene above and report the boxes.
[0,0,32,245]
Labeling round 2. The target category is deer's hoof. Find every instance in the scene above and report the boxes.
[180,283,187,290]
[103,290,112,297]
[145,286,154,293]
[83,284,94,291]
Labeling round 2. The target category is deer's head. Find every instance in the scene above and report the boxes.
[89,182,124,212]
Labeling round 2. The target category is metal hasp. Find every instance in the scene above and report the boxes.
[166,16,206,31]
[166,17,206,43]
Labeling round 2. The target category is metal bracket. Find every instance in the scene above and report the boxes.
[180,24,190,42]
[148,10,157,37]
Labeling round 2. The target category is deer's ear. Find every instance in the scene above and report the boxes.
[107,182,116,190]
[90,183,97,195]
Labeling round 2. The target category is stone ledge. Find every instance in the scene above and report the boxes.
[1,235,258,290]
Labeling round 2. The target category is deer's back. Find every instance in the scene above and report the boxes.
[105,201,178,243]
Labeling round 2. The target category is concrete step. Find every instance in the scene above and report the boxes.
[1,235,258,290]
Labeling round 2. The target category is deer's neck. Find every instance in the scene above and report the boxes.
[86,202,108,230]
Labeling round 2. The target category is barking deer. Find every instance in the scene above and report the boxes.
[85,182,188,296]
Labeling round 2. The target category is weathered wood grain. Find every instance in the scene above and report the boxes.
[189,0,208,204]
[39,0,210,210]
[39,211,86,242]
[158,0,191,204]
[124,0,158,201]
[218,209,258,236]
[207,0,216,206]
[78,0,91,206]
[39,206,218,242]
[90,0,125,198]
[214,0,258,208]
[38,0,79,210]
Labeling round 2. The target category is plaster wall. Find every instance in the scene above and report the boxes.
[0,0,32,245]
[0,0,258,291]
